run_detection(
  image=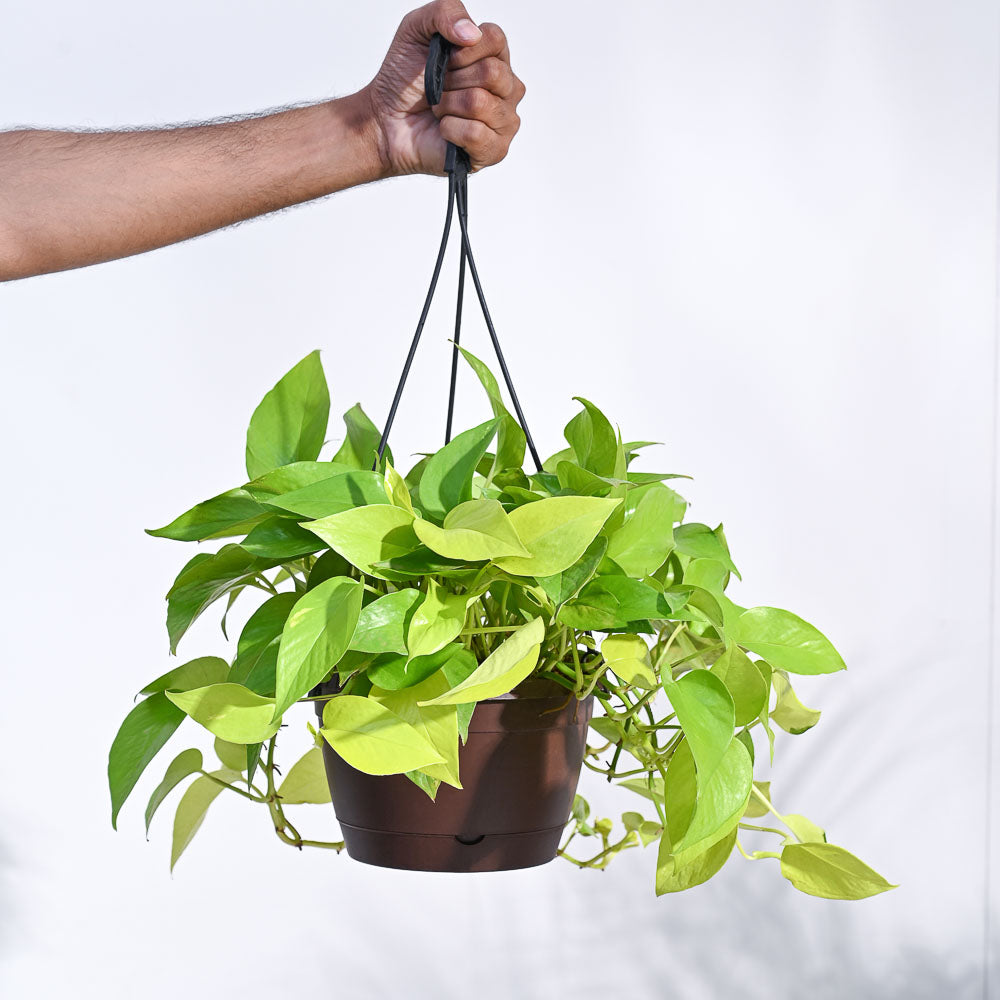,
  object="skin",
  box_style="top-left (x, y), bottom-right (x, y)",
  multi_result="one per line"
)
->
top-left (0, 0), bottom-right (524, 281)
